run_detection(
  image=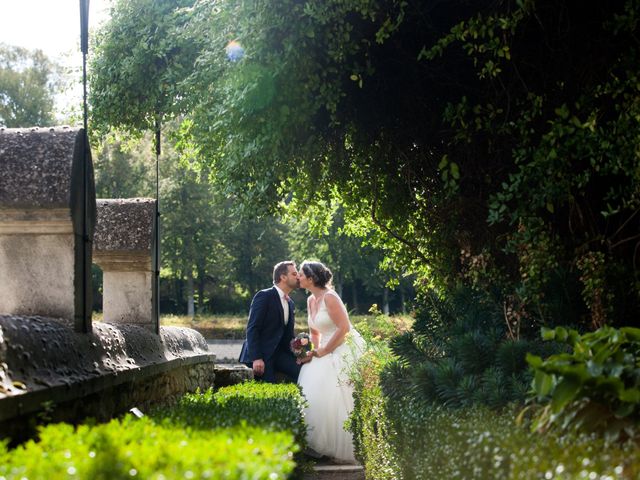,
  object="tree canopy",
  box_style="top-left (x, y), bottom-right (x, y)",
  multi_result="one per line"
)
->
top-left (0, 43), bottom-right (58, 127)
top-left (90, 0), bottom-right (640, 329)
